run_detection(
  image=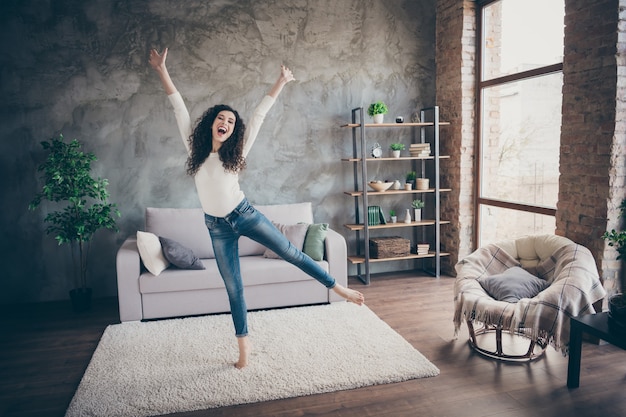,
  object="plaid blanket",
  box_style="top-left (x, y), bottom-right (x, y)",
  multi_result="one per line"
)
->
top-left (453, 242), bottom-right (606, 354)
